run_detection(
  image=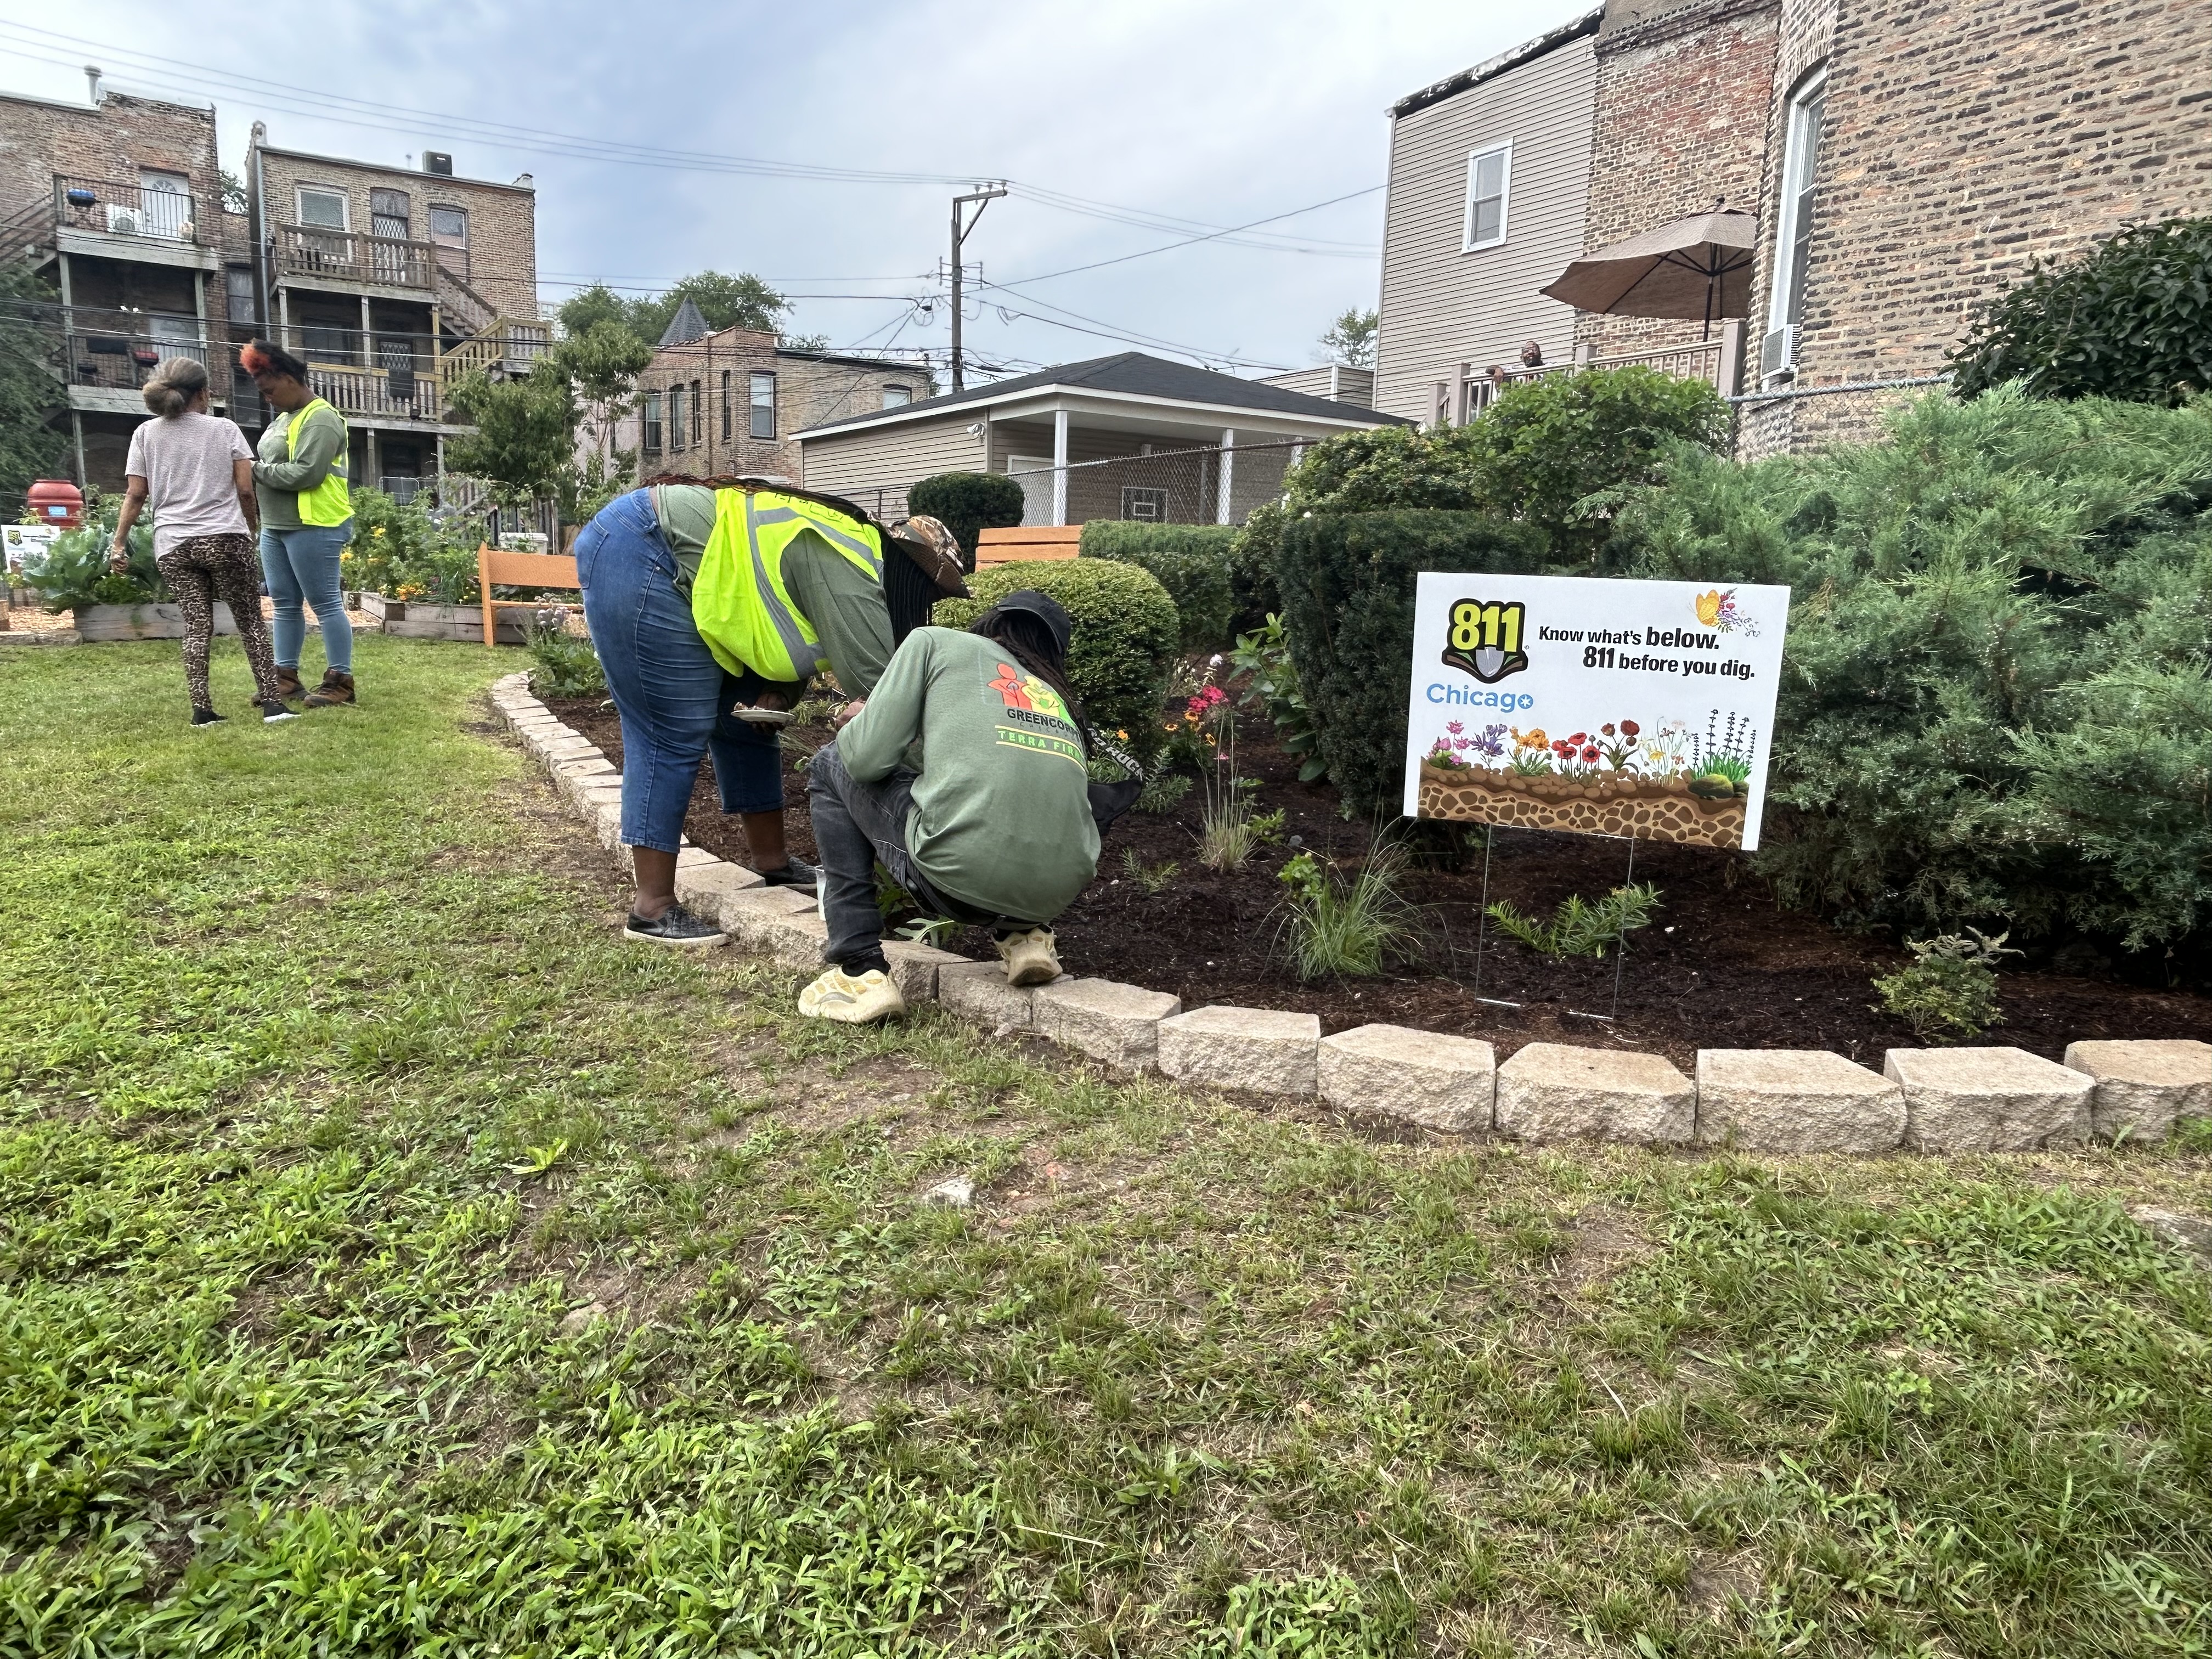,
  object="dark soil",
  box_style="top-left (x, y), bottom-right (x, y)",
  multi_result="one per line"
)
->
top-left (544, 692), bottom-right (2212, 1070)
